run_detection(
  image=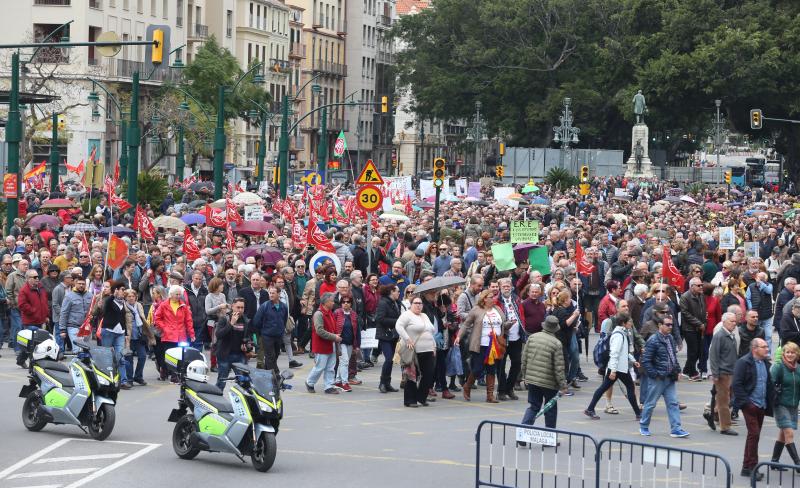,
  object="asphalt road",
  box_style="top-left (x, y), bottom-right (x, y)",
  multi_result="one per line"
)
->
top-left (0, 339), bottom-right (793, 488)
